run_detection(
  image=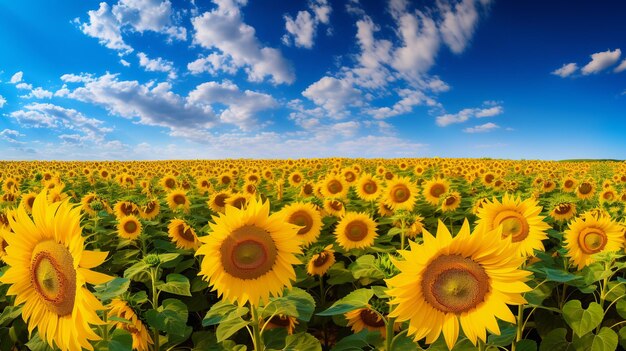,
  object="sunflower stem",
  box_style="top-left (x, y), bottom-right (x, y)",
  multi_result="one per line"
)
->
top-left (150, 267), bottom-right (160, 351)
top-left (385, 316), bottom-right (396, 350)
top-left (251, 305), bottom-right (265, 351)
top-left (400, 218), bottom-right (406, 250)
top-left (512, 305), bottom-right (524, 351)
top-left (319, 277), bottom-right (329, 347)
